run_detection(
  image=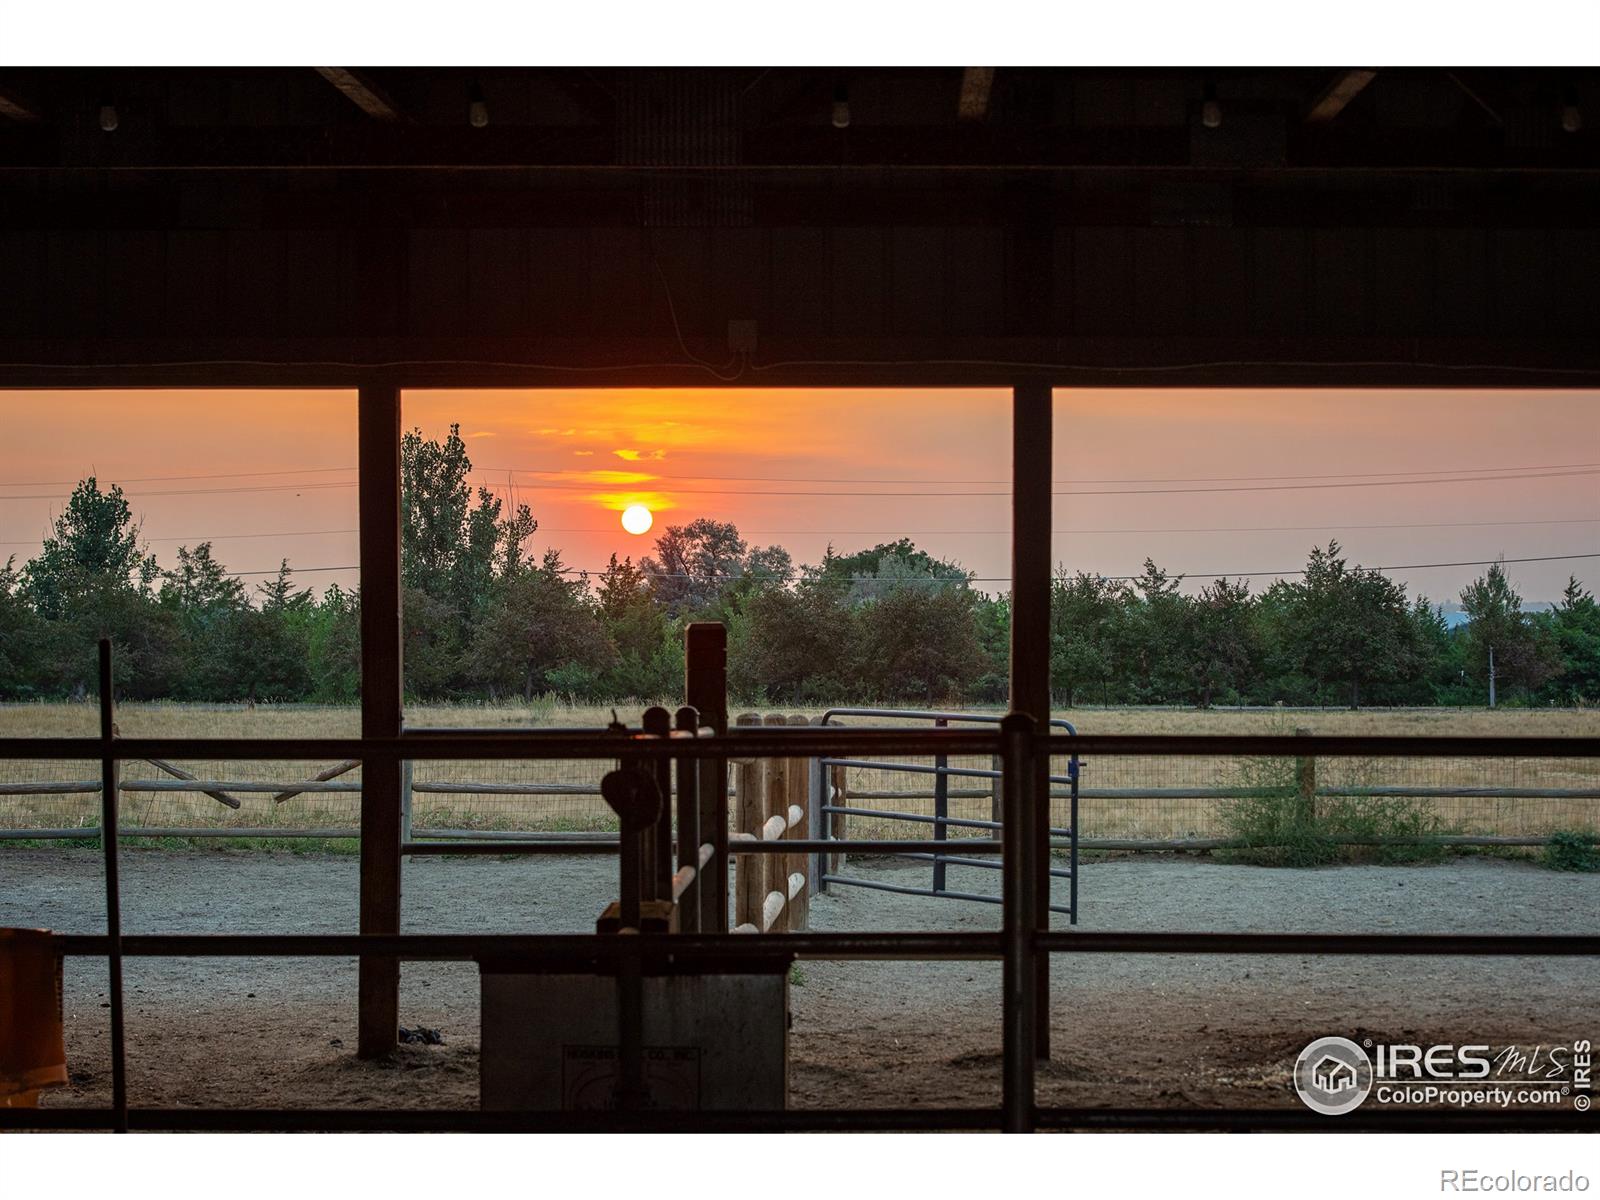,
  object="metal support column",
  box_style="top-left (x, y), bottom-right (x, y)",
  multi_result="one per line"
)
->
top-left (1010, 382), bottom-right (1053, 1061)
top-left (357, 384), bottom-right (404, 1059)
